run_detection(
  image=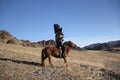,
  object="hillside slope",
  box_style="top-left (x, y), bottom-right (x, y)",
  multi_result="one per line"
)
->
top-left (0, 43), bottom-right (120, 80)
